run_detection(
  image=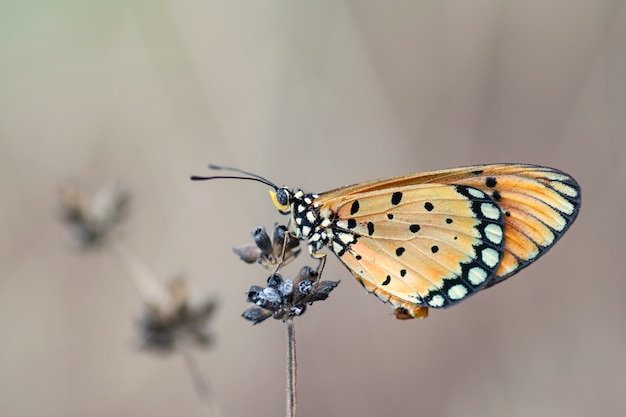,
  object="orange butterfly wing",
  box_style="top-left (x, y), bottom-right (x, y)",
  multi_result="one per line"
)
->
top-left (314, 164), bottom-right (580, 316)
